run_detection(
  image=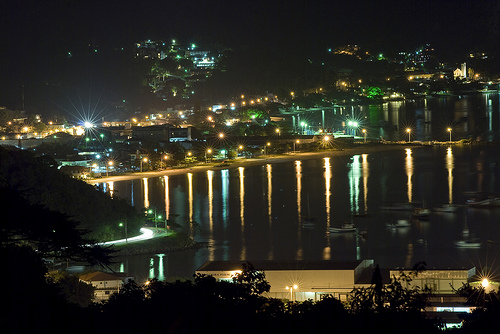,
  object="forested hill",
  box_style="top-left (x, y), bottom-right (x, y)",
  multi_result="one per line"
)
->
top-left (0, 146), bottom-right (142, 240)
